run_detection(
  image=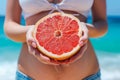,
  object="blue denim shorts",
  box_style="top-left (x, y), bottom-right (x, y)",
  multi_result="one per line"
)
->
top-left (16, 70), bottom-right (33, 80)
top-left (16, 70), bottom-right (101, 80)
